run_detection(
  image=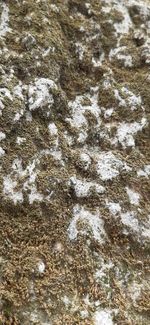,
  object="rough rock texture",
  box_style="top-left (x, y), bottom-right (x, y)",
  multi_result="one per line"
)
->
top-left (0, 0), bottom-right (150, 324)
